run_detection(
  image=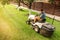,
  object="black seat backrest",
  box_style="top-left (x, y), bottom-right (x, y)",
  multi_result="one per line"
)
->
top-left (42, 19), bottom-right (46, 22)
